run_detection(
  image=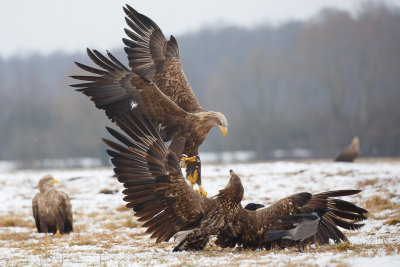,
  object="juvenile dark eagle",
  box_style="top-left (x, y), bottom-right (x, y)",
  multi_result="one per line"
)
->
top-left (32, 175), bottom-right (73, 236)
top-left (71, 5), bottom-right (228, 196)
top-left (335, 136), bottom-right (360, 162)
top-left (103, 110), bottom-right (367, 251)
